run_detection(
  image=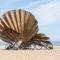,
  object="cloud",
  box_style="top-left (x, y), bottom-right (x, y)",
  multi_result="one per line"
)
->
top-left (24, 0), bottom-right (42, 9)
top-left (0, 0), bottom-right (20, 3)
top-left (24, 0), bottom-right (53, 9)
top-left (0, 0), bottom-right (20, 8)
top-left (0, 0), bottom-right (21, 16)
top-left (26, 0), bottom-right (60, 26)
top-left (48, 34), bottom-right (60, 41)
